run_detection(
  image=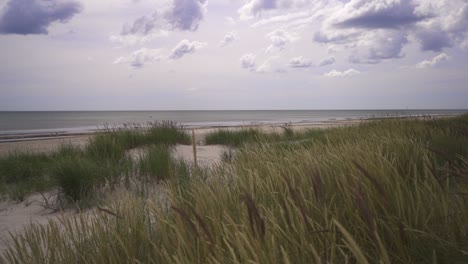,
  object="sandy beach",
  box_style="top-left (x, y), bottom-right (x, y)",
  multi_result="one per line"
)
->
top-left (0, 120), bottom-right (362, 252)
